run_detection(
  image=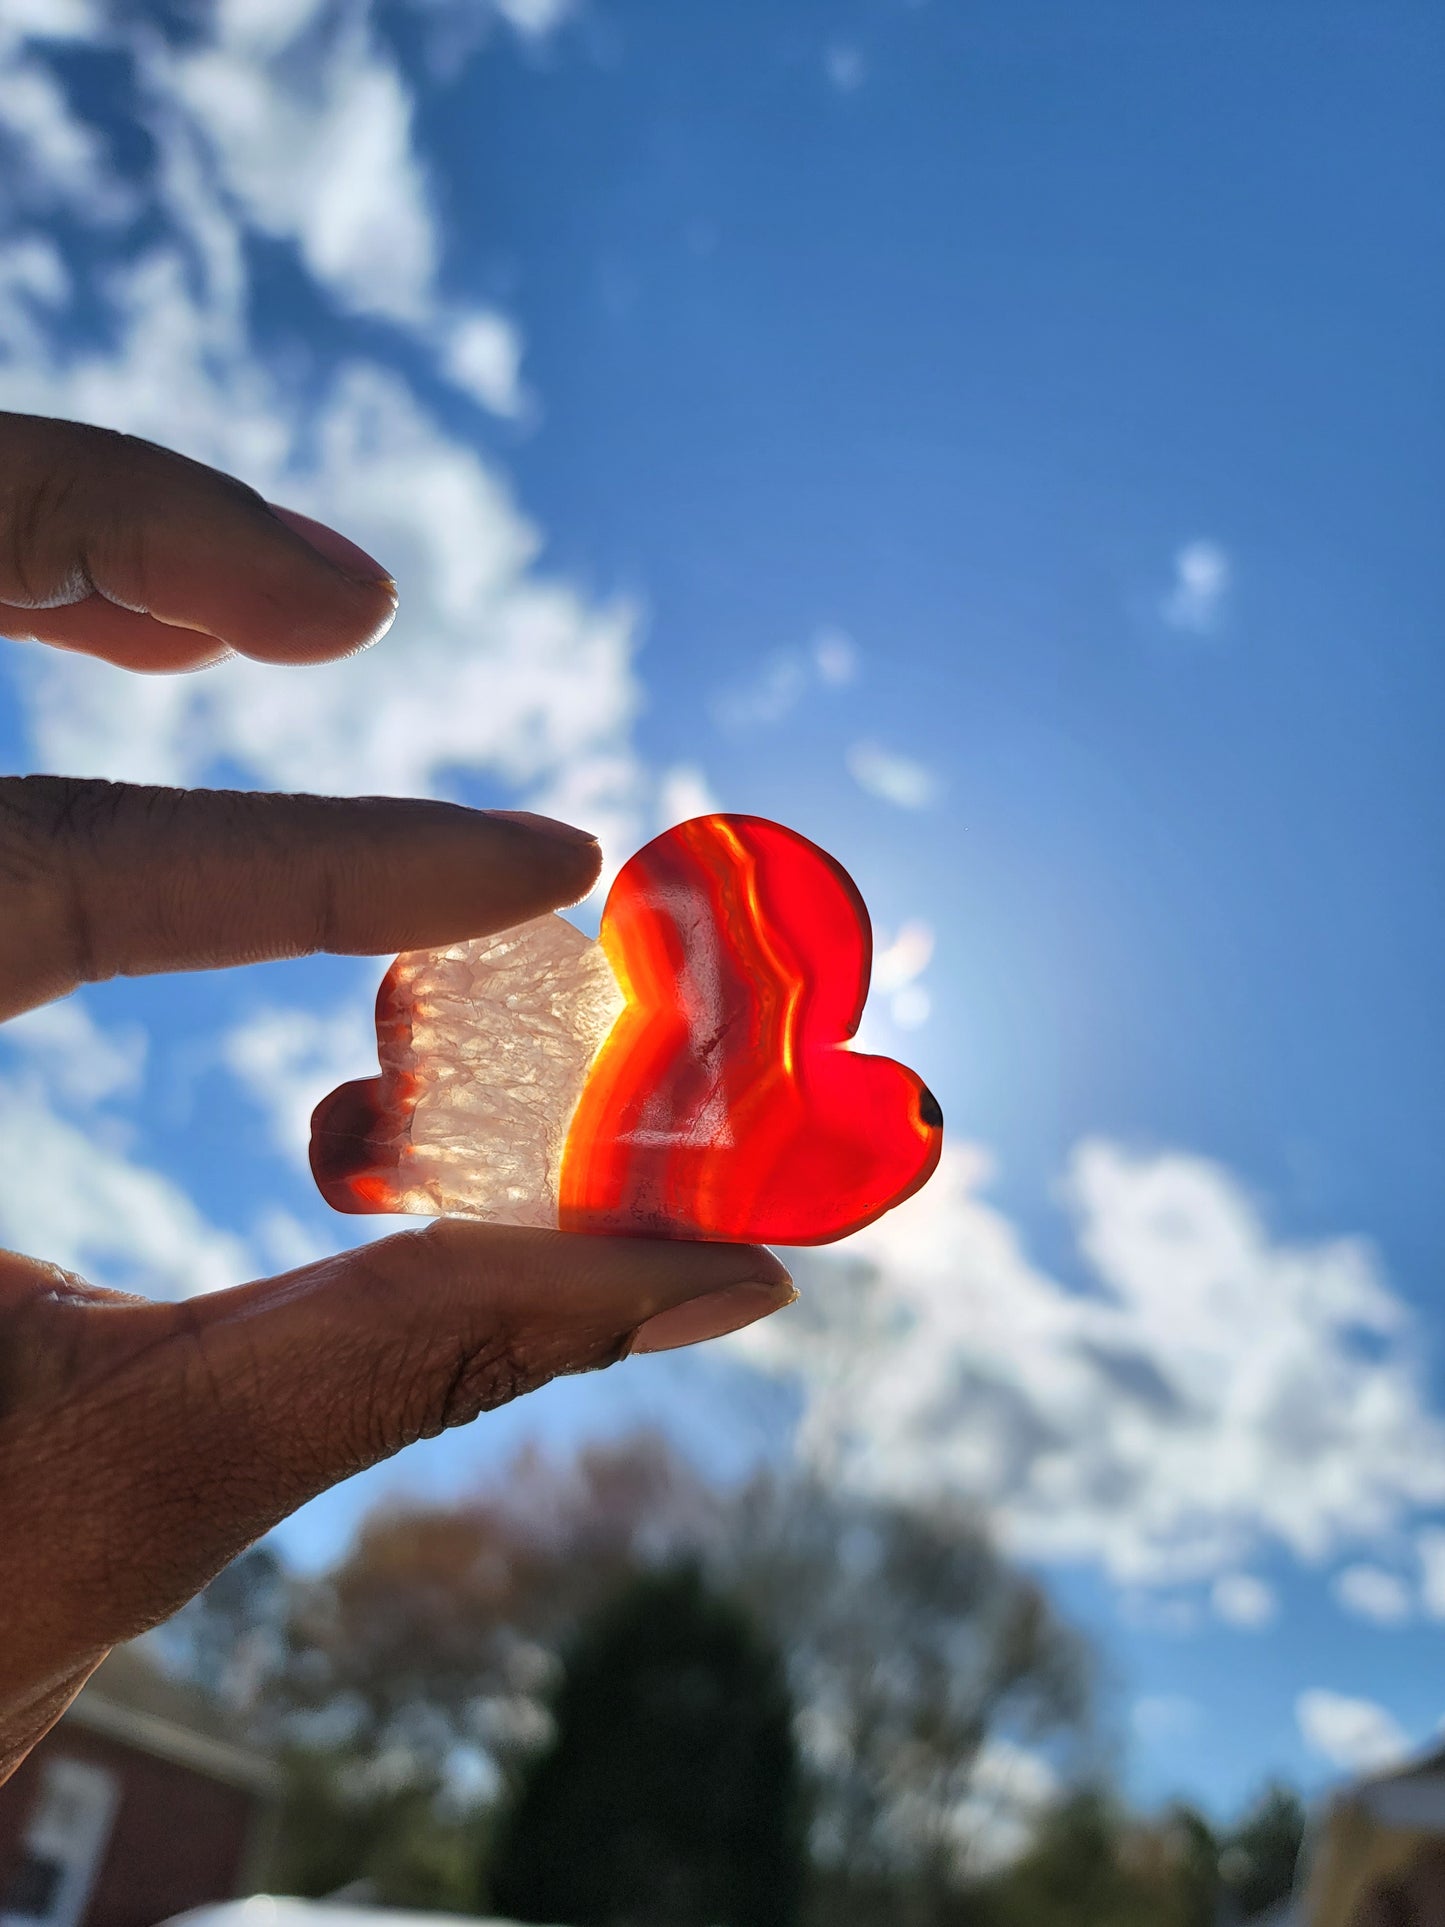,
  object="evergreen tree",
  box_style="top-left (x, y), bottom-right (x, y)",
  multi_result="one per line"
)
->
top-left (488, 1563), bottom-right (805, 1927)
top-left (1219, 1783), bottom-right (1306, 1918)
